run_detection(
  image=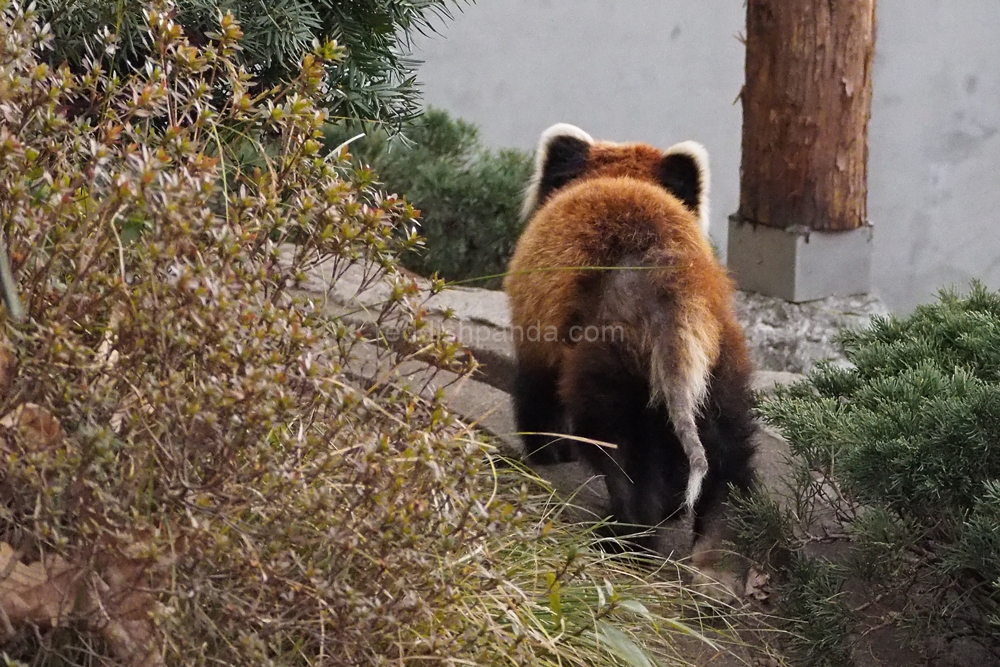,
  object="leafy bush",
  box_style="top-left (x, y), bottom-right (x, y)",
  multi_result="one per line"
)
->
top-left (34, 0), bottom-right (469, 126)
top-left (777, 557), bottom-right (853, 667)
top-left (739, 283), bottom-right (1000, 663)
top-left (0, 4), bottom-right (762, 665)
top-left (325, 109), bottom-right (532, 288)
